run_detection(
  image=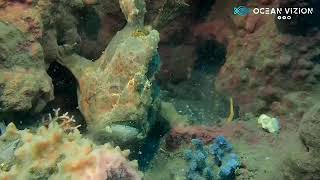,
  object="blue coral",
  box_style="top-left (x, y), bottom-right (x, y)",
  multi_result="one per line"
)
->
top-left (209, 136), bottom-right (233, 165)
top-left (184, 136), bottom-right (240, 180)
top-left (219, 153), bottom-right (241, 180)
top-left (184, 139), bottom-right (213, 180)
